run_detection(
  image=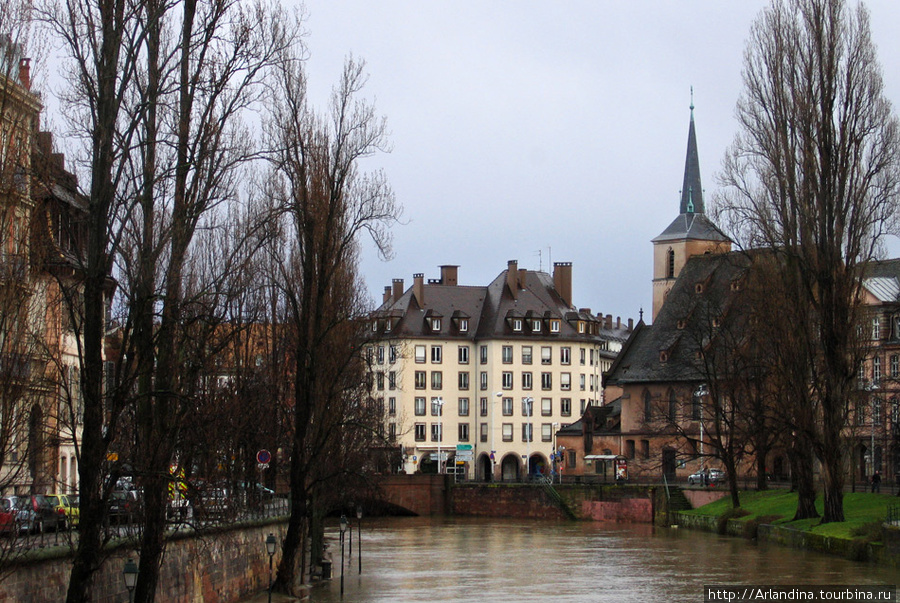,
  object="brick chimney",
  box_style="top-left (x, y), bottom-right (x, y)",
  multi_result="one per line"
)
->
top-left (383, 286), bottom-right (392, 304)
top-left (413, 273), bottom-right (425, 306)
top-left (553, 262), bottom-right (572, 307)
top-left (440, 265), bottom-right (458, 286)
top-left (19, 58), bottom-right (30, 90)
top-left (506, 260), bottom-right (518, 300)
top-left (392, 278), bottom-right (404, 301)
